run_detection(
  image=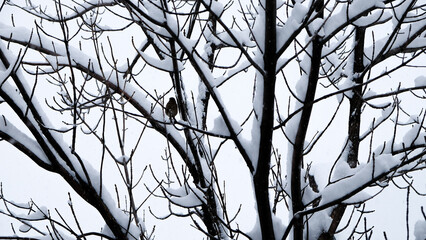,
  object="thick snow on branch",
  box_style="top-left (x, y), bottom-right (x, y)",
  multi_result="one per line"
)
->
top-left (0, 53), bottom-right (17, 85)
top-left (214, 60), bottom-right (251, 87)
top-left (136, 49), bottom-right (184, 72)
top-left (7, 0), bottom-right (117, 21)
top-left (319, 153), bottom-right (399, 205)
top-left (322, 0), bottom-right (387, 39)
top-left (0, 116), bottom-right (49, 166)
top-left (276, 1), bottom-right (309, 53)
top-left (364, 20), bottom-right (426, 63)
top-left (165, 185), bottom-right (205, 208)
top-left (360, 104), bottom-right (394, 140)
top-left (318, 141), bottom-right (425, 208)
top-left (210, 28), bottom-right (255, 48)
top-left (202, 0), bottom-right (225, 16)
top-left (0, 23), bottom-right (66, 57)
